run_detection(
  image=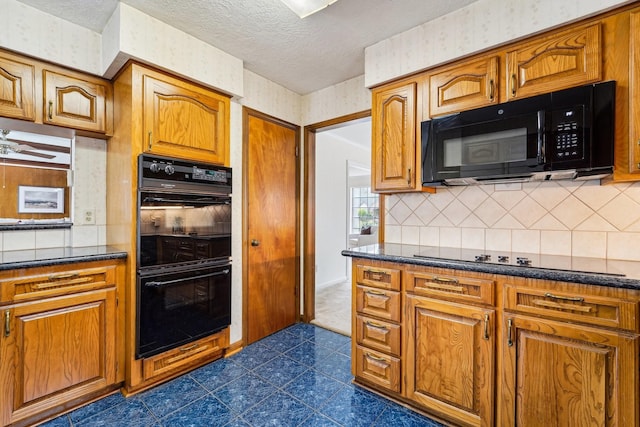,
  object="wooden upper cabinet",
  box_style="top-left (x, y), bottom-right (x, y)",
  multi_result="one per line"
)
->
top-left (43, 70), bottom-right (110, 133)
top-left (429, 56), bottom-right (499, 117)
top-left (629, 10), bottom-right (640, 174)
top-left (506, 23), bottom-right (601, 99)
top-left (142, 72), bottom-right (230, 165)
top-left (372, 81), bottom-right (418, 192)
top-left (0, 53), bottom-right (35, 121)
top-left (499, 313), bottom-right (638, 427)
